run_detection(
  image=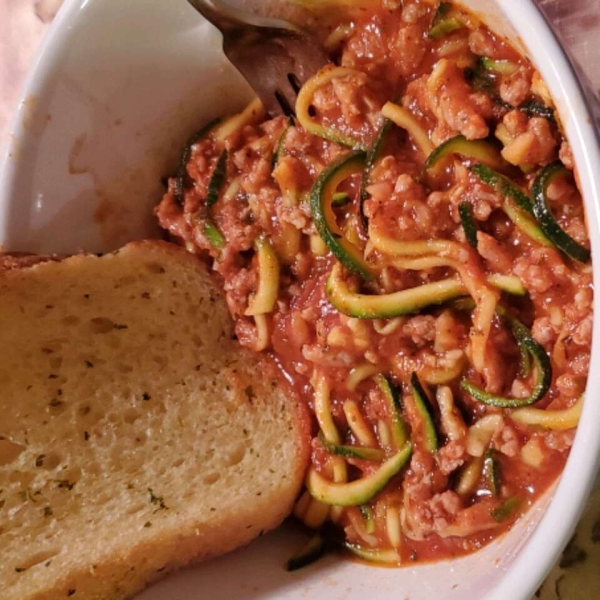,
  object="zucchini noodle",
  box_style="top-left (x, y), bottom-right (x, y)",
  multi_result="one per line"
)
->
top-left (274, 224), bottom-right (301, 265)
top-left (328, 263), bottom-right (468, 319)
top-left (387, 259), bottom-right (527, 297)
top-left (503, 199), bottom-right (553, 247)
top-left (381, 102), bottom-right (434, 158)
top-left (420, 352), bottom-right (467, 384)
top-left (360, 504), bottom-right (376, 534)
top-left (309, 234), bottom-right (329, 256)
top-left (296, 66), bottom-right (368, 150)
top-left (272, 117), bottom-right (294, 168)
top-left (253, 314), bottom-right (270, 352)
top-left (427, 58), bottom-right (450, 101)
top-left (314, 372), bottom-right (342, 444)
top-left (273, 176), bottom-right (302, 264)
top-left (470, 290), bottom-right (498, 374)
top-left (310, 150), bottom-right (375, 280)
top-left (401, 493), bottom-right (426, 541)
top-left (347, 508), bottom-right (378, 547)
top-left (175, 118), bottom-right (221, 206)
top-left (343, 400), bottom-right (378, 447)
top-left (201, 221), bottom-right (225, 250)
top-left (511, 396), bottom-right (583, 430)
top-left (461, 310), bottom-right (552, 408)
top-left (373, 317), bottom-right (403, 335)
top-left (245, 239), bottom-right (280, 316)
top-left (386, 505), bottom-right (402, 549)
top-left (438, 518), bottom-right (501, 539)
top-left (377, 265), bottom-right (398, 292)
top-left (312, 371), bottom-right (347, 521)
top-left (385, 257), bottom-right (520, 301)
top-left (345, 543), bottom-right (400, 564)
top-left (377, 419), bottom-right (391, 446)
top-left (487, 274), bottom-right (527, 296)
top-left (454, 9), bottom-right (480, 29)
top-left (324, 22), bottom-right (354, 52)
top-left (346, 363), bottom-right (381, 391)
top-left (369, 228), bottom-right (464, 257)
top-left (387, 255), bottom-right (462, 271)
top-left (303, 495), bottom-right (331, 529)
top-left (374, 374), bottom-right (410, 449)
top-left (330, 508), bottom-right (345, 525)
top-left (456, 456), bottom-right (484, 496)
top-left (293, 488), bottom-right (311, 519)
top-left (320, 168), bottom-right (354, 239)
top-left (214, 97), bottom-right (265, 143)
top-left (222, 177), bottom-right (241, 203)
top-left (552, 325), bottom-right (569, 369)
top-left (437, 386), bottom-right (466, 441)
top-left (306, 443), bottom-right (413, 506)
top-left (466, 414), bottom-right (503, 457)
top-left (319, 433), bottom-right (385, 462)
top-left (438, 37), bottom-right (470, 58)
top-left (370, 226), bottom-right (499, 375)
top-left (343, 214), bottom-right (363, 248)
